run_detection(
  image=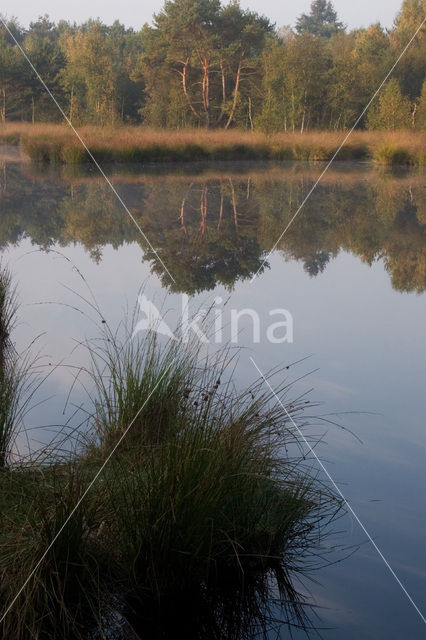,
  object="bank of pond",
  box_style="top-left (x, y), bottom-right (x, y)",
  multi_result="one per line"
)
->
top-left (1, 124), bottom-right (425, 167)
